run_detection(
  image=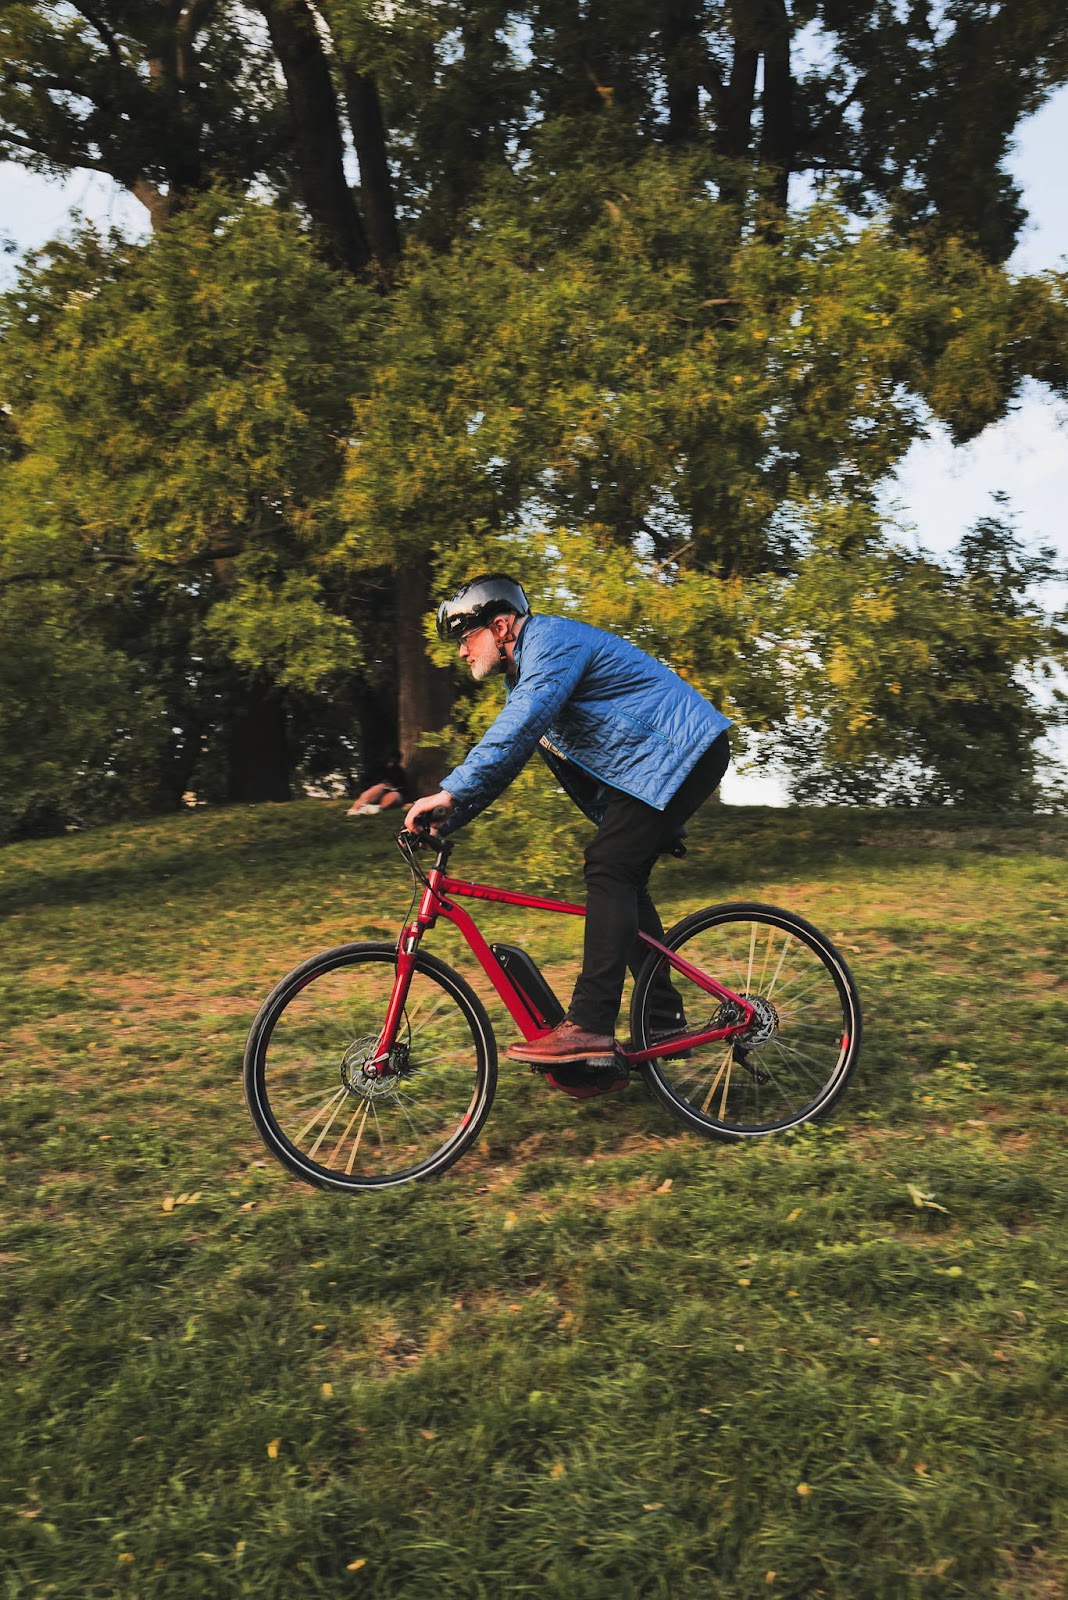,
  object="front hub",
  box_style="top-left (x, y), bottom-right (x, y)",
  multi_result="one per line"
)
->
top-left (340, 1036), bottom-right (412, 1099)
